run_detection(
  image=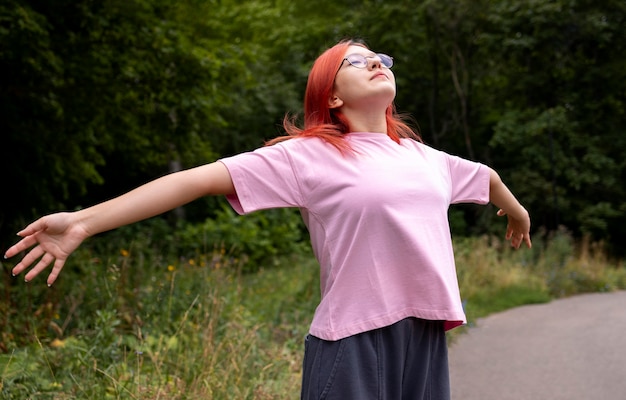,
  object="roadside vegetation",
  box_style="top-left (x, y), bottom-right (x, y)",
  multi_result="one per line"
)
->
top-left (2, 211), bottom-right (624, 399)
